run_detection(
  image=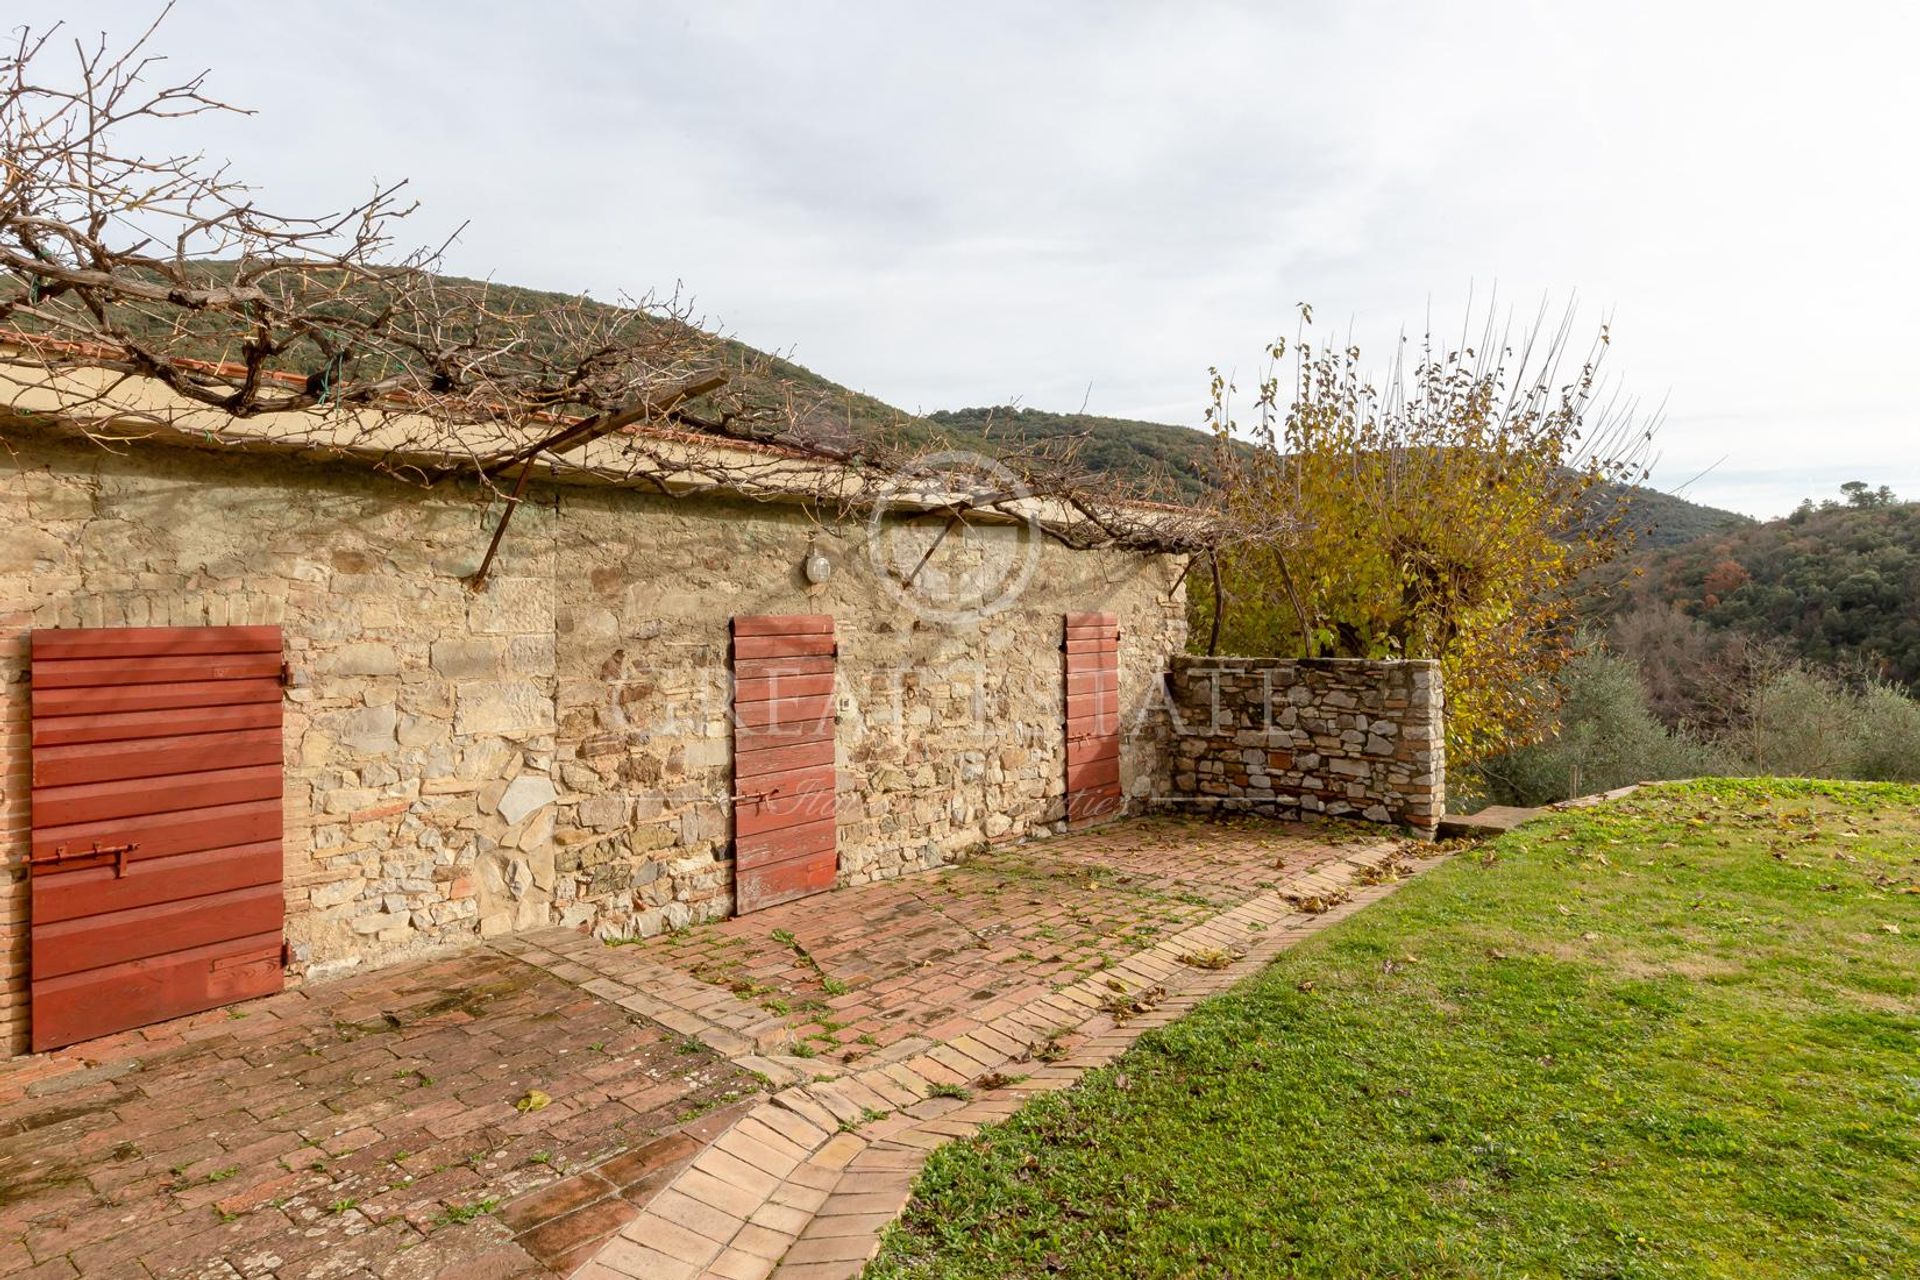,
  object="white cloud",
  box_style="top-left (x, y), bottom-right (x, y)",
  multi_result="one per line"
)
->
top-left (15, 0), bottom-right (1917, 516)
